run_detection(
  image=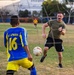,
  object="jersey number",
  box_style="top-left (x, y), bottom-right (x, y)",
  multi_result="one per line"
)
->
top-left (9, 38), bottom-right (17, 50)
